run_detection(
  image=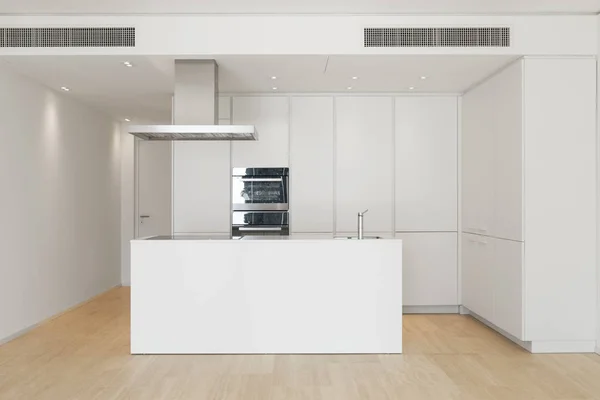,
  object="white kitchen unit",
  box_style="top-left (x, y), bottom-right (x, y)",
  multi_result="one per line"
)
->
top-left (461, 57), bottom-right (597, 353)
top-left (290, 97), bottom-right (334, 233)
top-left (335, 97), bottom-right (394, 235)
top-left (232, 96), bottom-right (289, 167)
top-left (462, 61), bottom-right (522, 241)
top-left (394, 96), bottom-right (458, 232)
top-left (131, 236), bottom-right (403, 354)
top-left (462, 233), bottom-right (522, 339)
top-left (155, 96), bottom-right (232, 235)
top-left (173, 141), bottom-right (231, 234)
top-left (397, 233), bottom-right (458, 310)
